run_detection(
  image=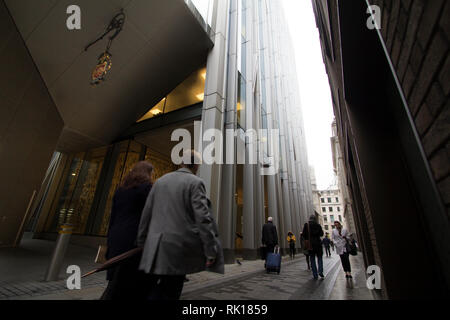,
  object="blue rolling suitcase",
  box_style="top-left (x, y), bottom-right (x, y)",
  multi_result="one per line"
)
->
top-left (266, 246), bottom-right (281, 274)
